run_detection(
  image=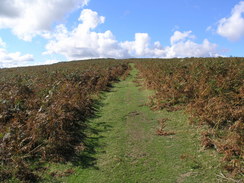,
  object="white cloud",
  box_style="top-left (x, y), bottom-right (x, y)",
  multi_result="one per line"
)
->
top-left (0, 49), bottom-right (34, 68)
top-left (0, 0), bottom-right (19, 18)
top-left (79, 9), bottom-right (105, 30)
top-left (44, 9), bottom-right (128, 60)
top-left (0, 38), bottom-right (34, 68)
top-left (0, 0), bottom-right (89, 41)
top-left (44, 9), bottom-right (219, 60)
top-left (217, 1), bottom-right (244, 41)
top-left (164, 39), bottom-right (218, 58)
top-left (121, 33), bottom-right (217, 58)
top-left (121, 33), bottom-right (152, 57)
top-left (0, 38), bottom-right (6, 47)
top-left (43, 59), bottom-right (60, 65)
top-left (170, 30), bottom-right (195, 44)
